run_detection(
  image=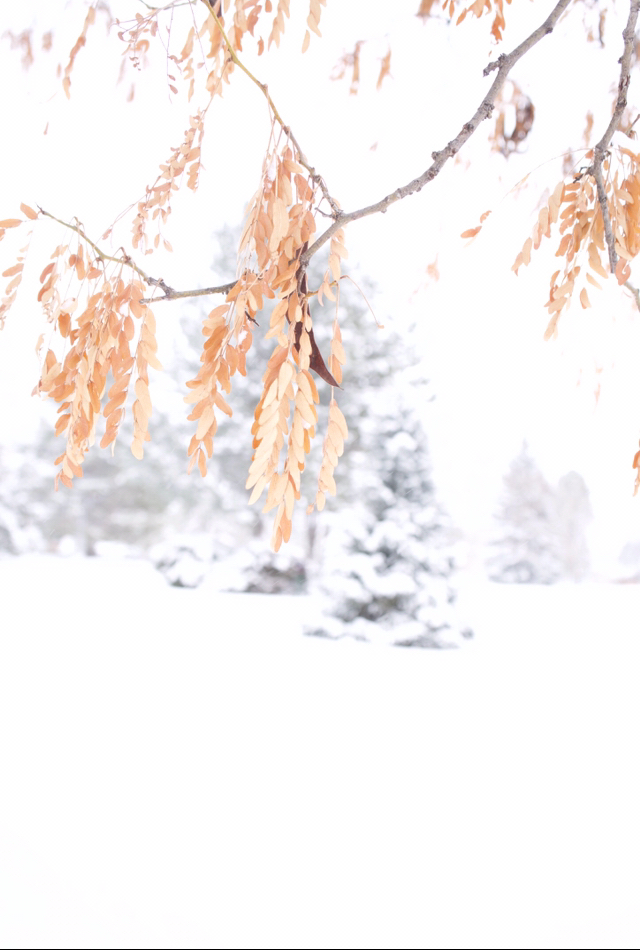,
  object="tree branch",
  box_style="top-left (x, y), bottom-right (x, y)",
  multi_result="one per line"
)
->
top-left (300, 0), bottom-right (573, 267)
top-left (36, 1), bottom-right (579, 306)
top-left (625, 280), bottom-right (640, 311)
top-left (38, 207), bottom-right (152, 282)
top-left (592, 0), bottom-right (640, 274)
top-left (38, 208), bottom-right (236, 303)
